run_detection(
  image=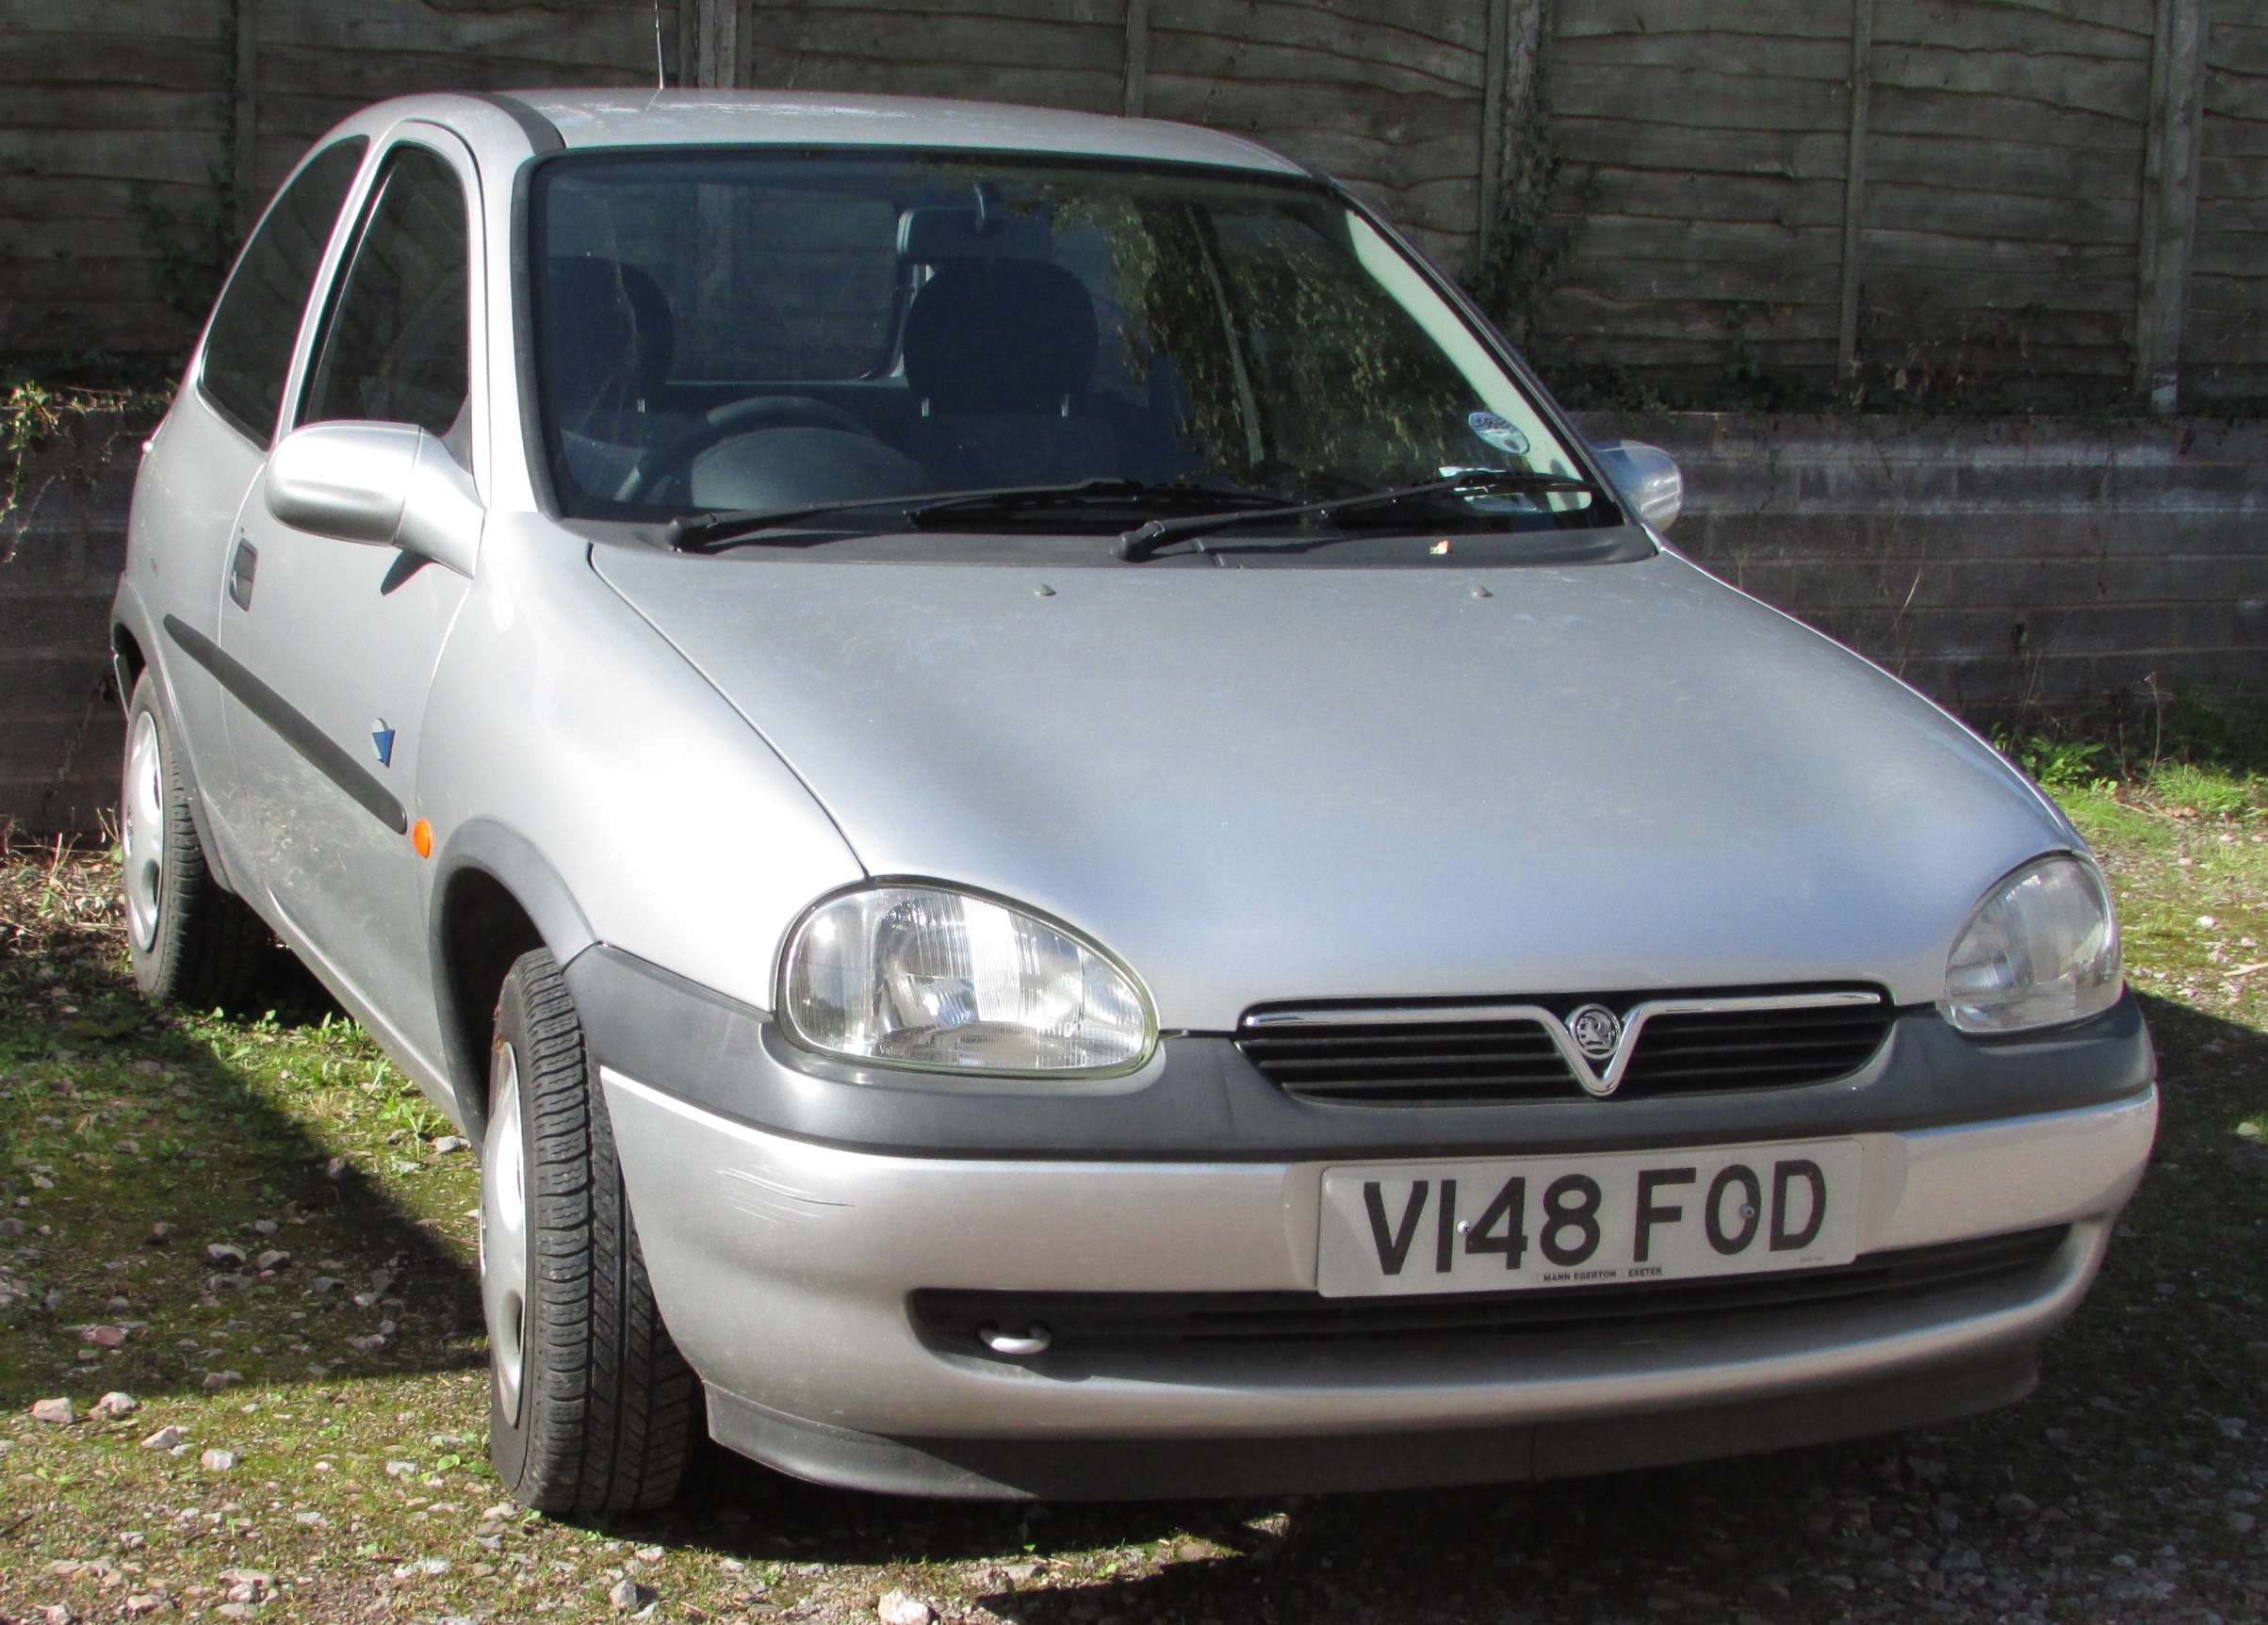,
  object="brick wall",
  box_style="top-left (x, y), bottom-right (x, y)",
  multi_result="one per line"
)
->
top-left (4, 409), bottom-right (2263, 837)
